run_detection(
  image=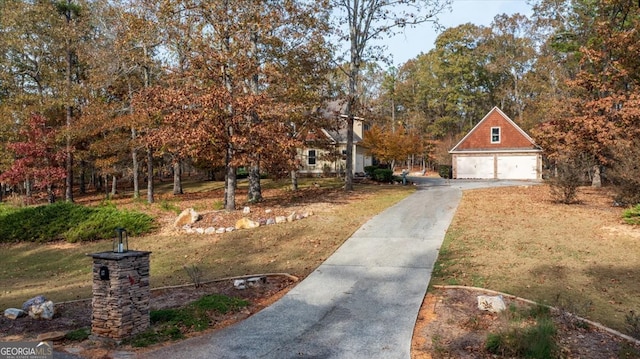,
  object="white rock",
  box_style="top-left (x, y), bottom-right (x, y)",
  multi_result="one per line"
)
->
top-left (4, 308), bottom-right (26, 320)
top-left (265, 209), bottom-right (272, 214)
top-left (477, 295), bottom-right (506, 313)
top-left (215, 227), bottom-right (226, 234)
top-left (234, 279), bottom-right (246, 290)
top-left (266, 218), bottom-right (275, 225)
top-left (22, 295), bottom-right (47, 311)
top-left (196, 228), bottom-right (205, 234)
top-left (236, 218), bottom-right (259, 230)
top-left (28, 300), bottom-right (55, 320)
top-left (243, 206), bottom-right (251, 214)
top-left (204, 227), bottom-right (216, 234)
top-left (174, 208), bottom-right (201, 228)
top-left (247, 276), bottom-right (266, 287)
top-left (225, 227), bottom-right (235, 232)
top-left (275, 216), bottom-right (287, 224)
